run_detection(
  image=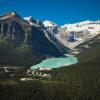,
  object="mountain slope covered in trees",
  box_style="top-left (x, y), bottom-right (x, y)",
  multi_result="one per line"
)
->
top-left (0, 45), bottom-right (100, 100)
